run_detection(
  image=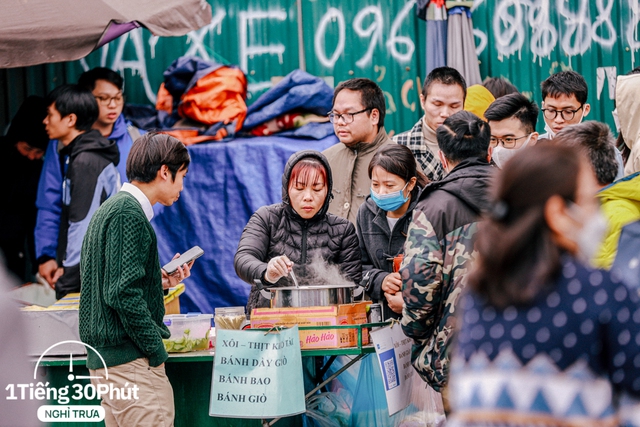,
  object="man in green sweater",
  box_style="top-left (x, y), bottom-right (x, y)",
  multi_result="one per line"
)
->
top-left (79, 132), bottom-right (192, 427)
